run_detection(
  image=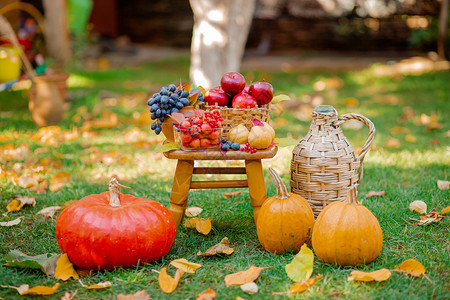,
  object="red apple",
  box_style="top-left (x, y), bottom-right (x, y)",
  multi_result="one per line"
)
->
top-left (221, 72), bottom-right (245, 95)
top-left (249, 82), bottom-right (274, 106)
top-left (200, 123), bottom-right (212, 135)
top-left (204, 87), bottom-right (228, 106)
top-left (232, 93), bottom-right (257, 109)
top-left (208, 129), bottom-right (220, 140)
